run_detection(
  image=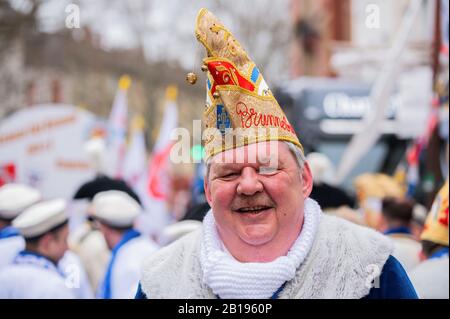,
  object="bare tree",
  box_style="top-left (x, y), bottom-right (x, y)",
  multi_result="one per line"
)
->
top-left (0, 0), bottom-right (48, 118)
top-left (0, 0), bottom-right (44, 52)
top-left (64, 0), bottom-right (291, 82)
